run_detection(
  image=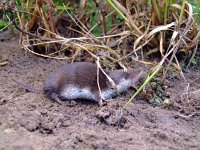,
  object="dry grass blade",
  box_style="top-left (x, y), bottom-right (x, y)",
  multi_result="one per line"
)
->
top-left (117, 22), bottom-right (176, 63)
top-left (151, 0), bottom-right (163, 24)
top-left (108, 0), bottom-right (143, 36)
top-left (162, 2), bottom-right (195, 80)
top-left (147, 22), bottom-right (176, 38)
